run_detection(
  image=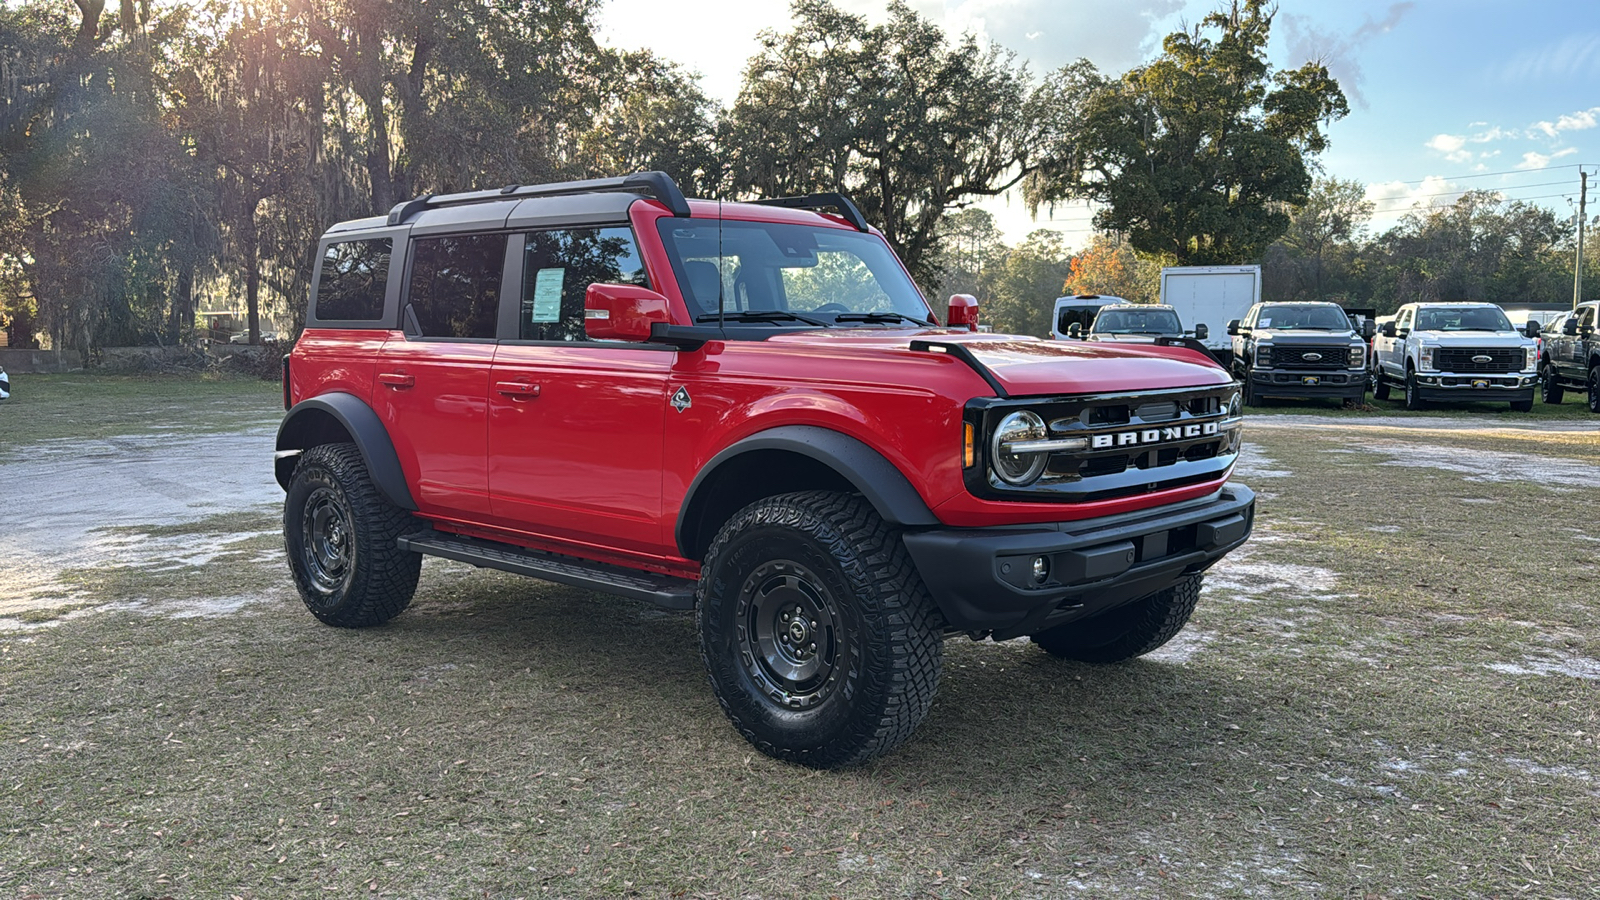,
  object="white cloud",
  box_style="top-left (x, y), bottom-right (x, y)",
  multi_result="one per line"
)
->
top-left (907, 0), bottom-right (1187, 74)
top-left (1365, 176), bottom-right (1466, 218)
top-left (1515, 148), bottom-right (1579, 171)
top-left (1532, 106), bottom-right (1600, 138)
top-left (1426, 134), bottom-right (1465, 153)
